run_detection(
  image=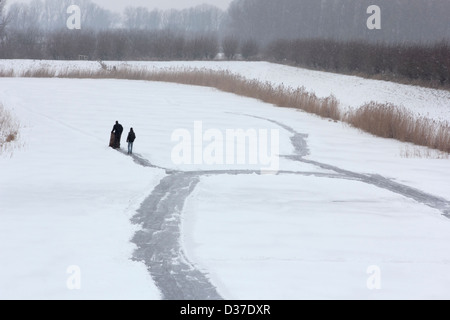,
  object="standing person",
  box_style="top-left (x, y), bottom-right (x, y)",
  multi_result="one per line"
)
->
top-left (111, 121), bottom-right (124, 149)
top-left (126, 128), bottom-right (136, 155)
